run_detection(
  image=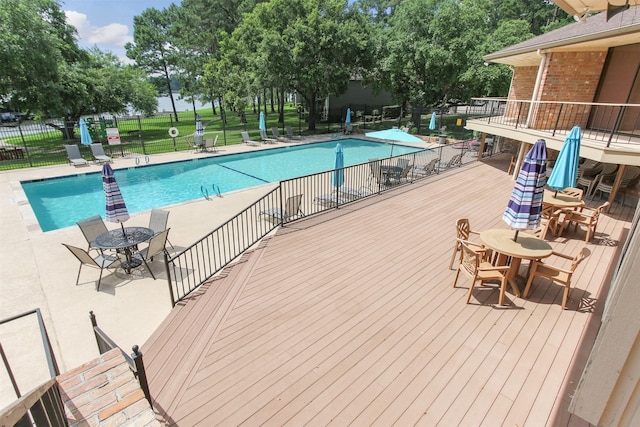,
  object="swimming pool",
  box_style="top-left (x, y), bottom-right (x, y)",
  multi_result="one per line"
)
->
top-left (22, 138), bottom-right (423, 232)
